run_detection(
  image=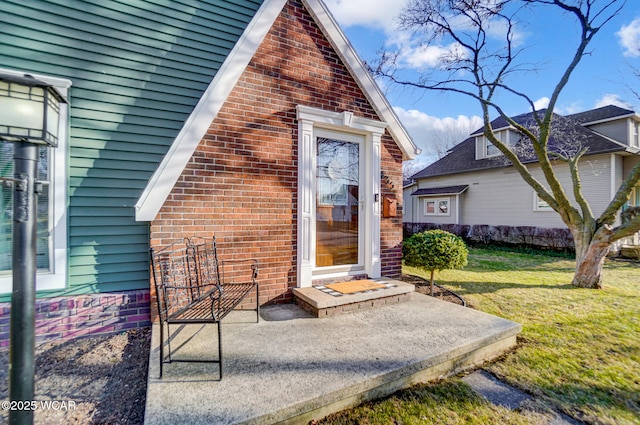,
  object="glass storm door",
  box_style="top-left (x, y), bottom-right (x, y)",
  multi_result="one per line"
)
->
top-left (315, 133), bottom-right (363, 268)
